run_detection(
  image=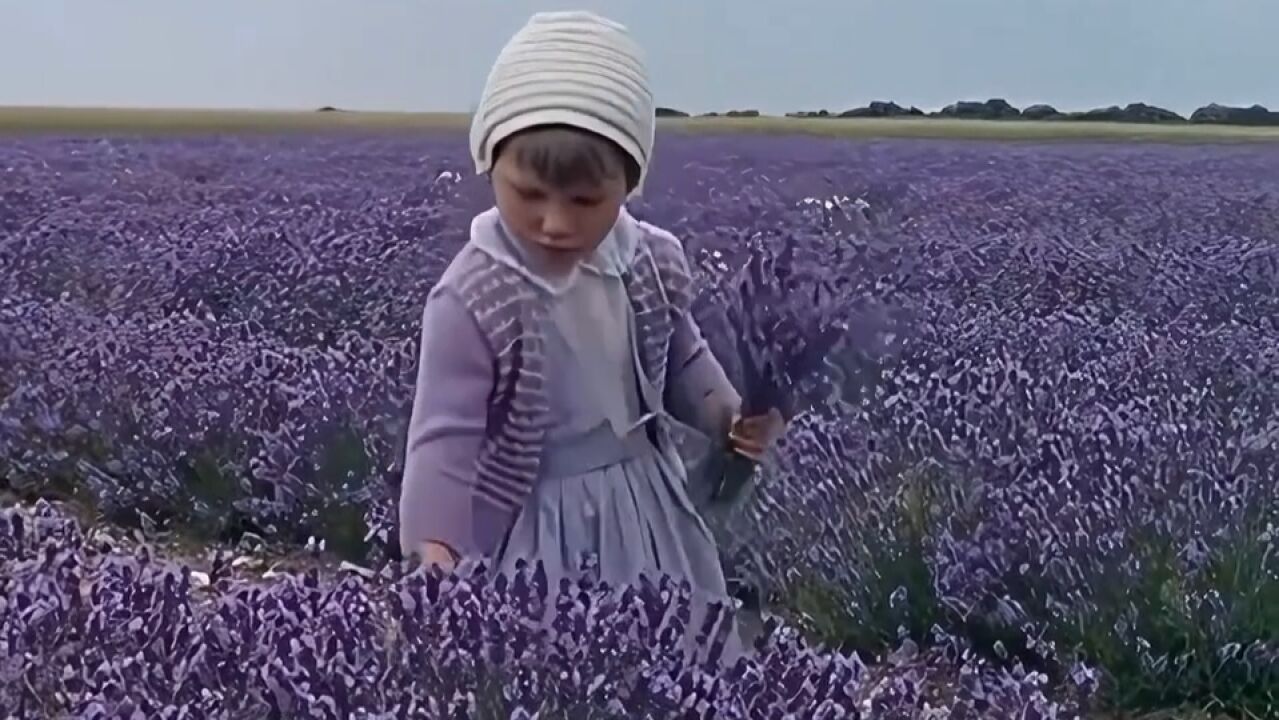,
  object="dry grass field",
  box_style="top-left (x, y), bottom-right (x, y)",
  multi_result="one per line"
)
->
top-left (5, 105), bottom-right (1279, 143)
